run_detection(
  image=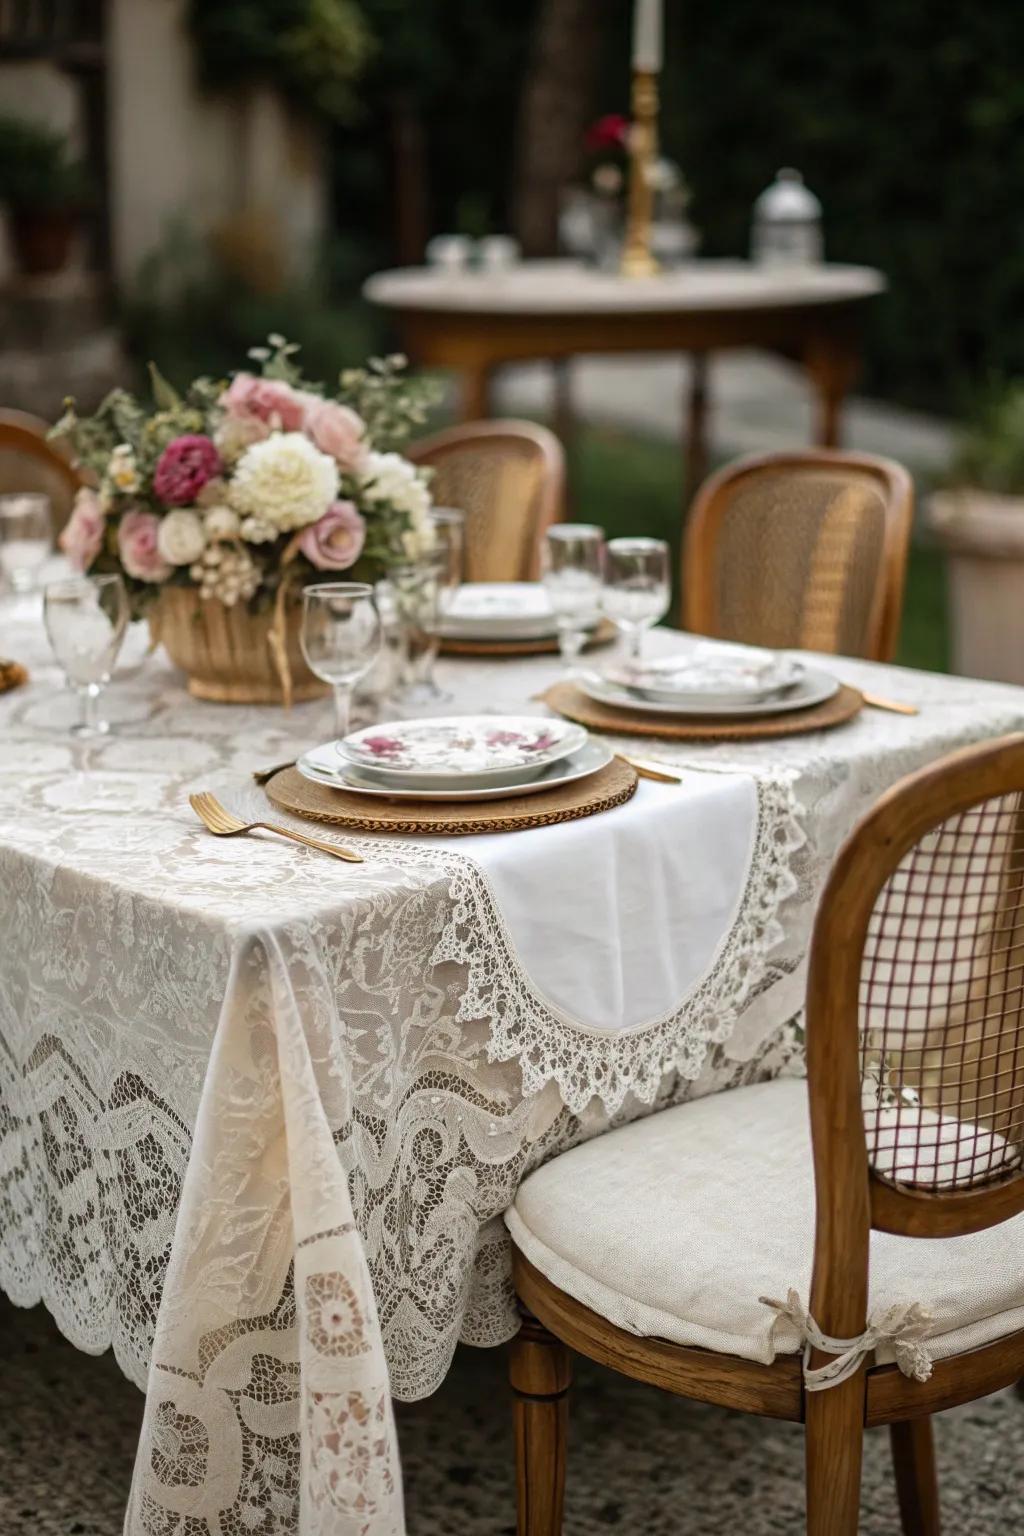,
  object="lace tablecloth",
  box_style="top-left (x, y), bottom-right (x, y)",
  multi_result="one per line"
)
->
top-left (2, 595), bottom-right (1024, 1535)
